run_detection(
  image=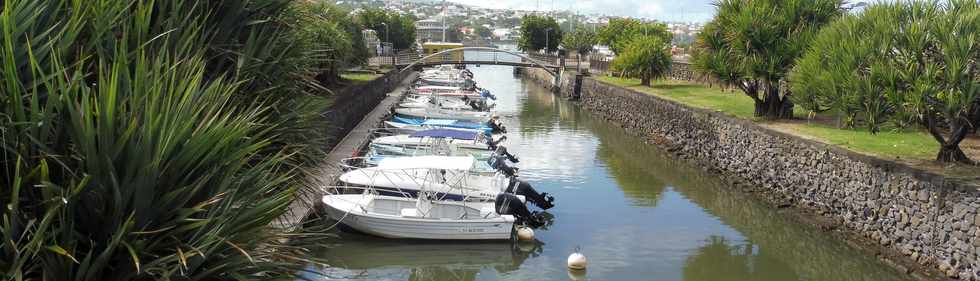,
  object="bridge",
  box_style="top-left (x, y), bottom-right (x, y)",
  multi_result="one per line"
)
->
top-left (383, 47), bottom-right (564, 79)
